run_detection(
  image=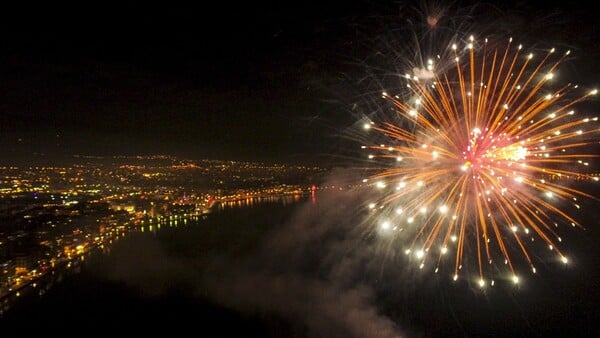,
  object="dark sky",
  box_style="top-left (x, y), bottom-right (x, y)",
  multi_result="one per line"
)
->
top-left (0, 1), bottom-right (597, 163)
